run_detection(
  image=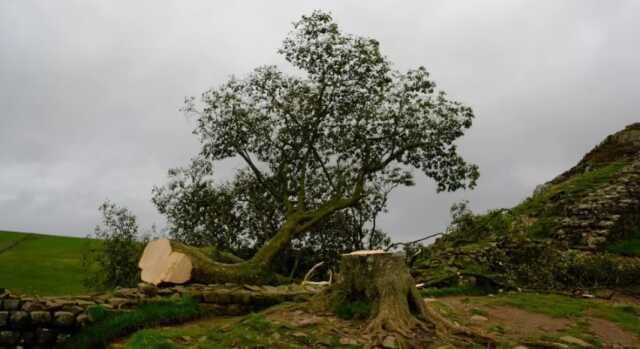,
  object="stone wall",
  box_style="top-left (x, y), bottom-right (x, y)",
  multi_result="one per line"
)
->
top-left (554, 159), bottom-right (640, 249)
top-left (0, 283), bottom-right (319, 349)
